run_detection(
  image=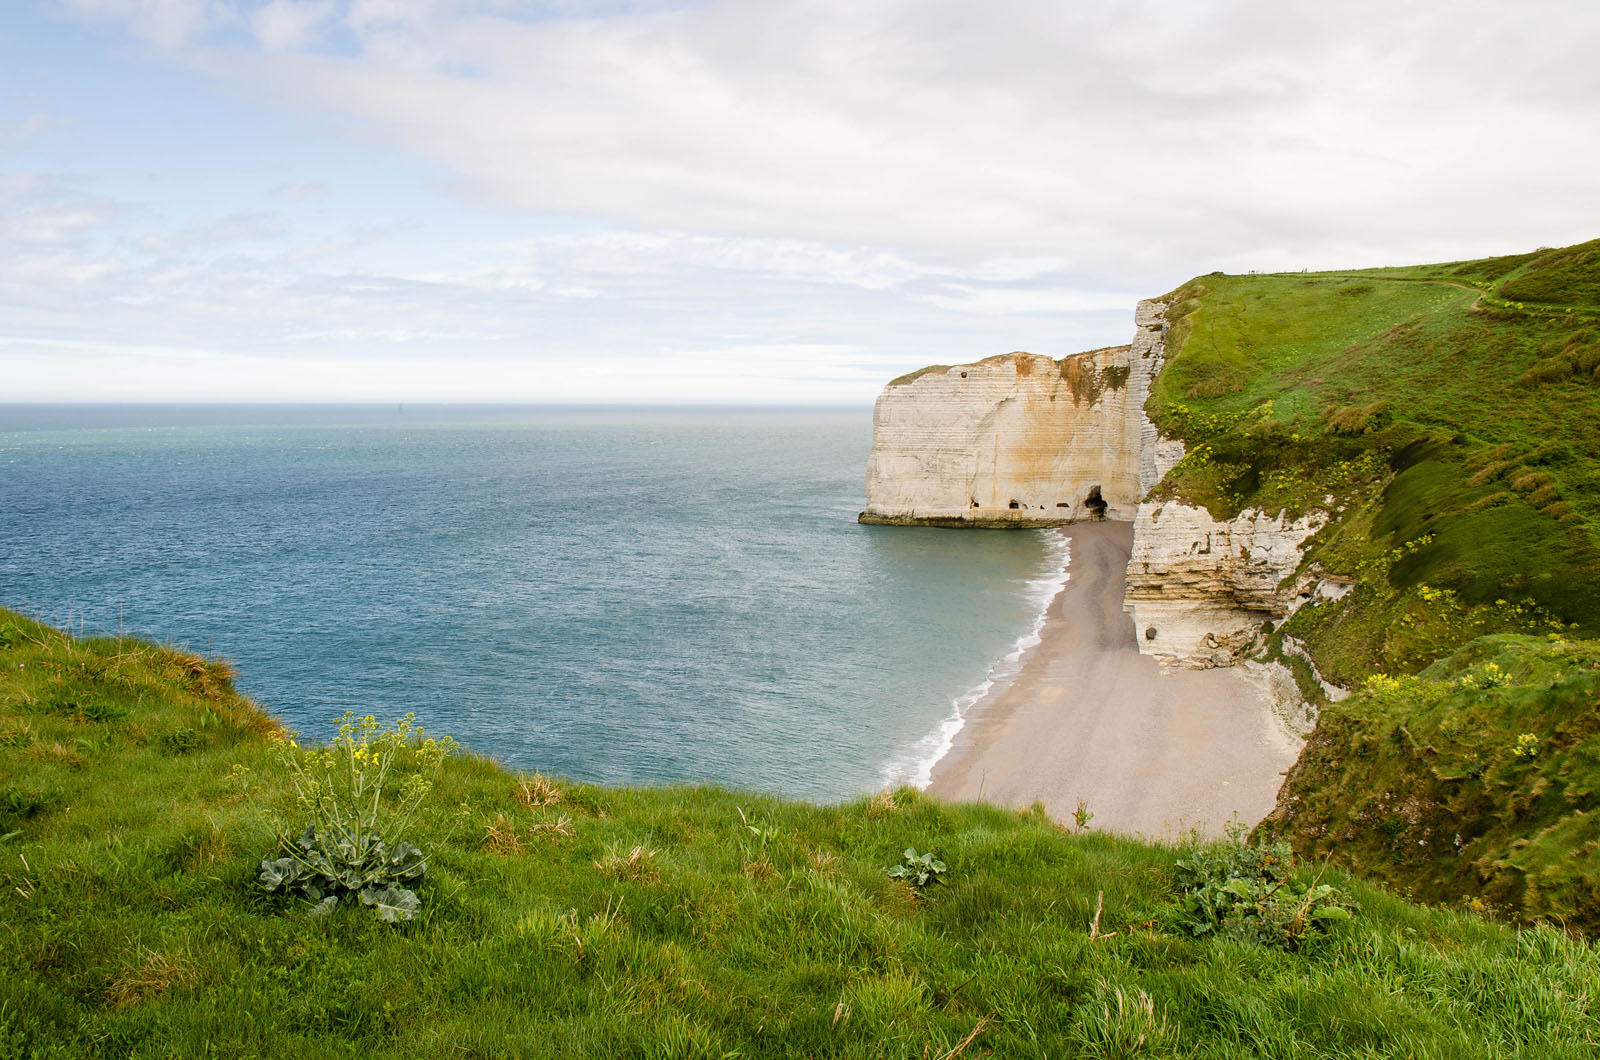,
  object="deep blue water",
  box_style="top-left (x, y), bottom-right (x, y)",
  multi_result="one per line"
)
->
top-left (0, 406), bottom-right (1066, 801)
